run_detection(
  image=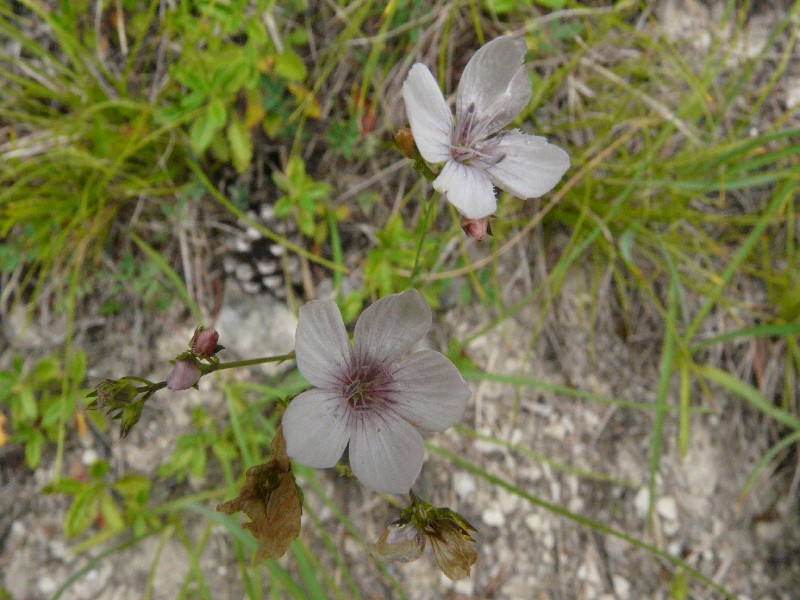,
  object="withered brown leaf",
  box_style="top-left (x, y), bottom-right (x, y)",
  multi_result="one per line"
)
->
top-left (217, 427), bottom-right (302, 561)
